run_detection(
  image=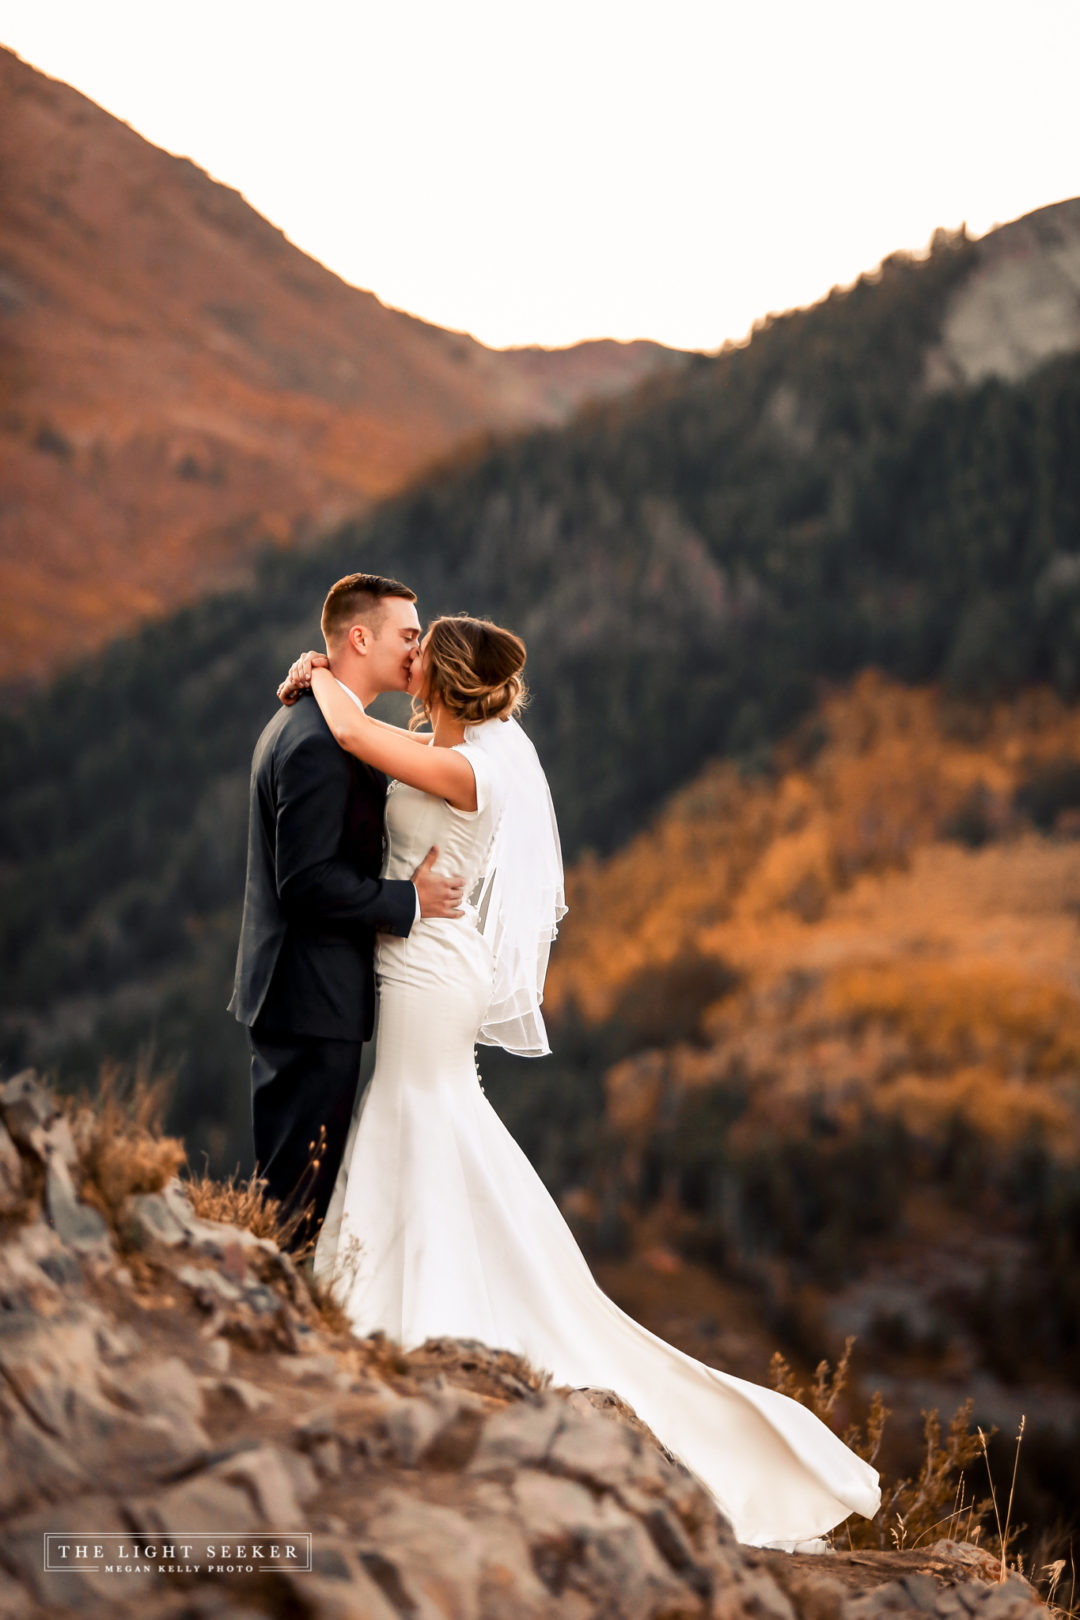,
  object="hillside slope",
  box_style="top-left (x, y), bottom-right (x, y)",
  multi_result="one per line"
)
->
top-left (0, 45), bottom-right (677, 682)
